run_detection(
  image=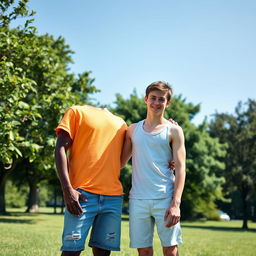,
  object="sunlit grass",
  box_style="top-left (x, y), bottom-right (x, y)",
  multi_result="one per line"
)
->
top-left (0, 208), bottom-right (255, 256)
